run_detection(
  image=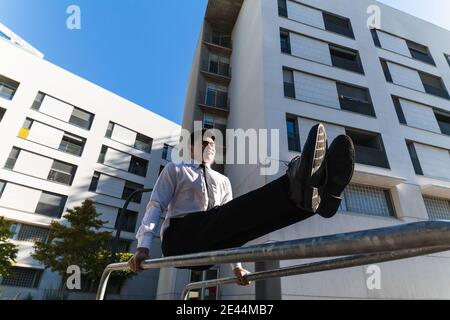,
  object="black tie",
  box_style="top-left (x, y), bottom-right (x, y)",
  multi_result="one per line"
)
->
top-left (200, 164), bottom-right (215, 210)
